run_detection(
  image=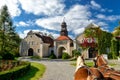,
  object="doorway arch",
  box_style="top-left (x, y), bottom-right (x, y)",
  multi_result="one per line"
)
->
top-left (88, 47), bottom-right (95, 58)
top-left (28, 48), bottom-right (33, 56)
top-left (58, 47), bottom-right (66, 58)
